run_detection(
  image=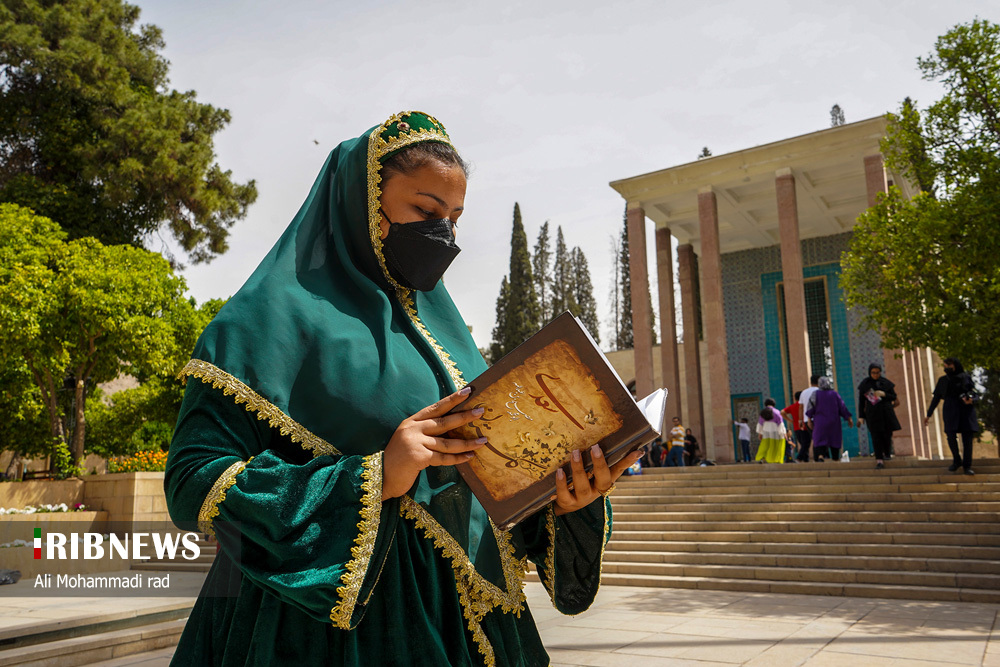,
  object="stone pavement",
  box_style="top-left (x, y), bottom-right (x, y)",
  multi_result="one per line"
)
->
top-left (60, 582), bottom-right (999, 666)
